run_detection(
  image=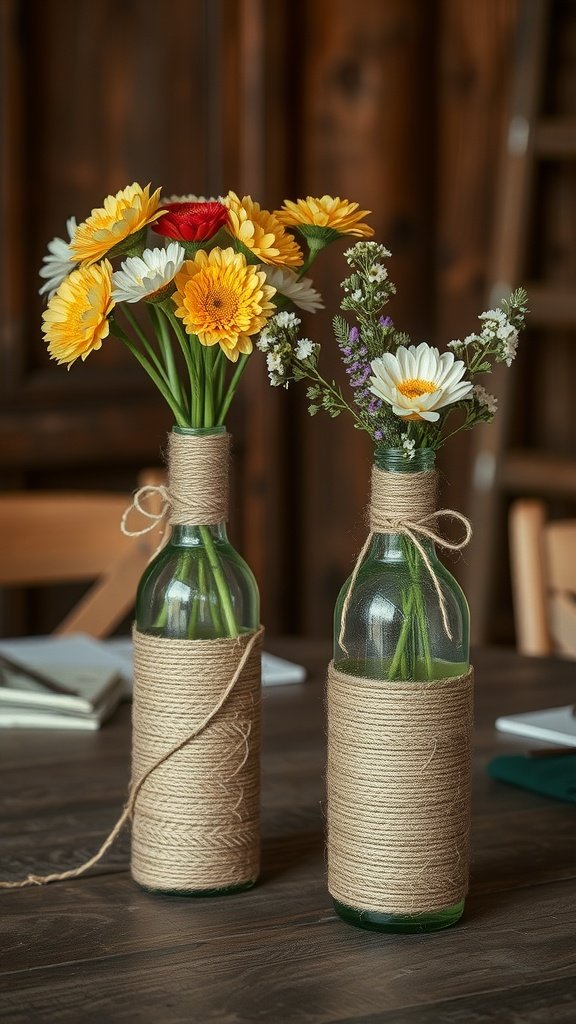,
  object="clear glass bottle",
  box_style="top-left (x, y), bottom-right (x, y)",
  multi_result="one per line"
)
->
top-left (136, 426), bottom-right (259, 642)
top-left (332, 446), bottom-right (470, 933)
top-left (135, 425), bottom-right (260, 895)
